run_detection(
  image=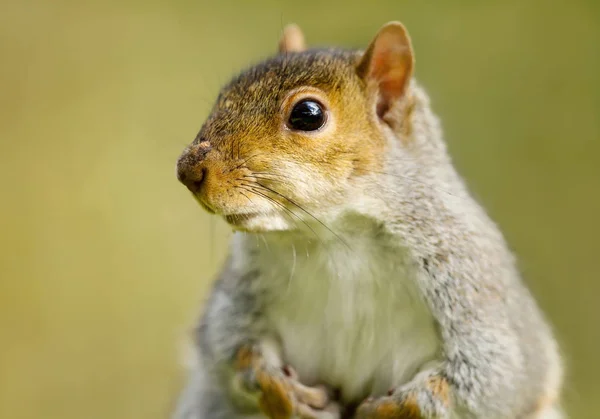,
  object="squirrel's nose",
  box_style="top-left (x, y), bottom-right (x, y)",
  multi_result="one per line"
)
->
top-left (177, 139), bottom-right (212, 194)
top-left (177, 165), bottom-right (207, 194)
